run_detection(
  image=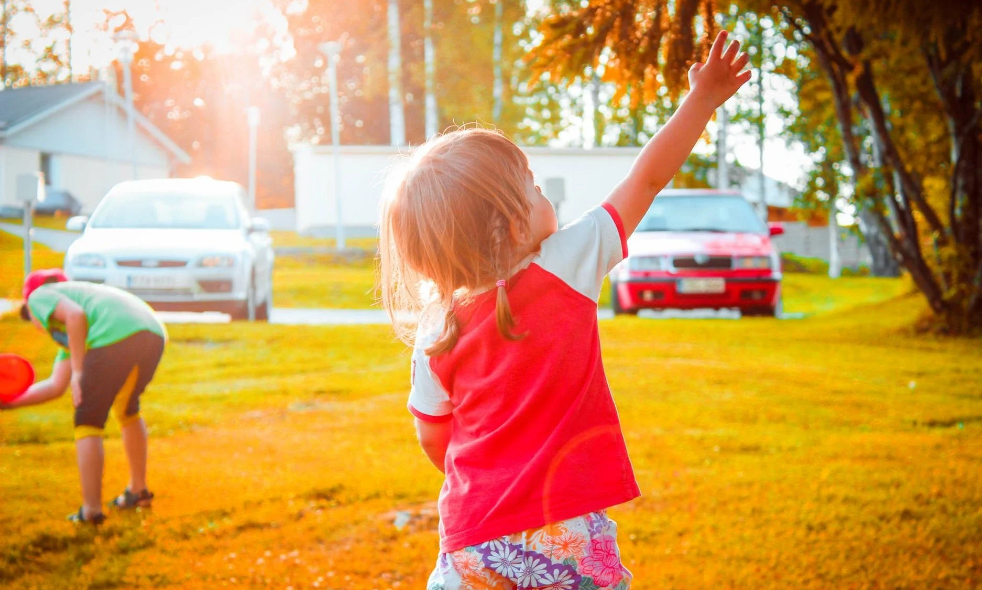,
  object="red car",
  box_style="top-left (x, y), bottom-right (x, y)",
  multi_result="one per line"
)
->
top-left (610, 189), bottom-right (784, 317)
